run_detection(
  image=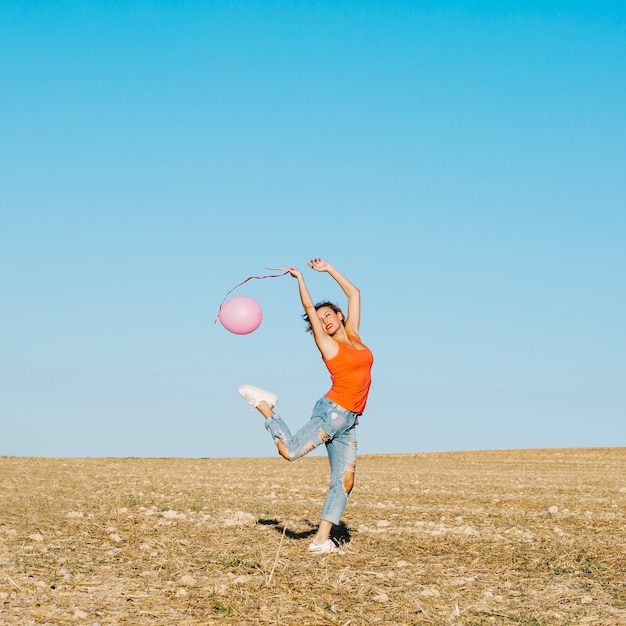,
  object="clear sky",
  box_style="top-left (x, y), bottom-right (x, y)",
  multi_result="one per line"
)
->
top-left (2, 1), bottom-right (624, 458)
